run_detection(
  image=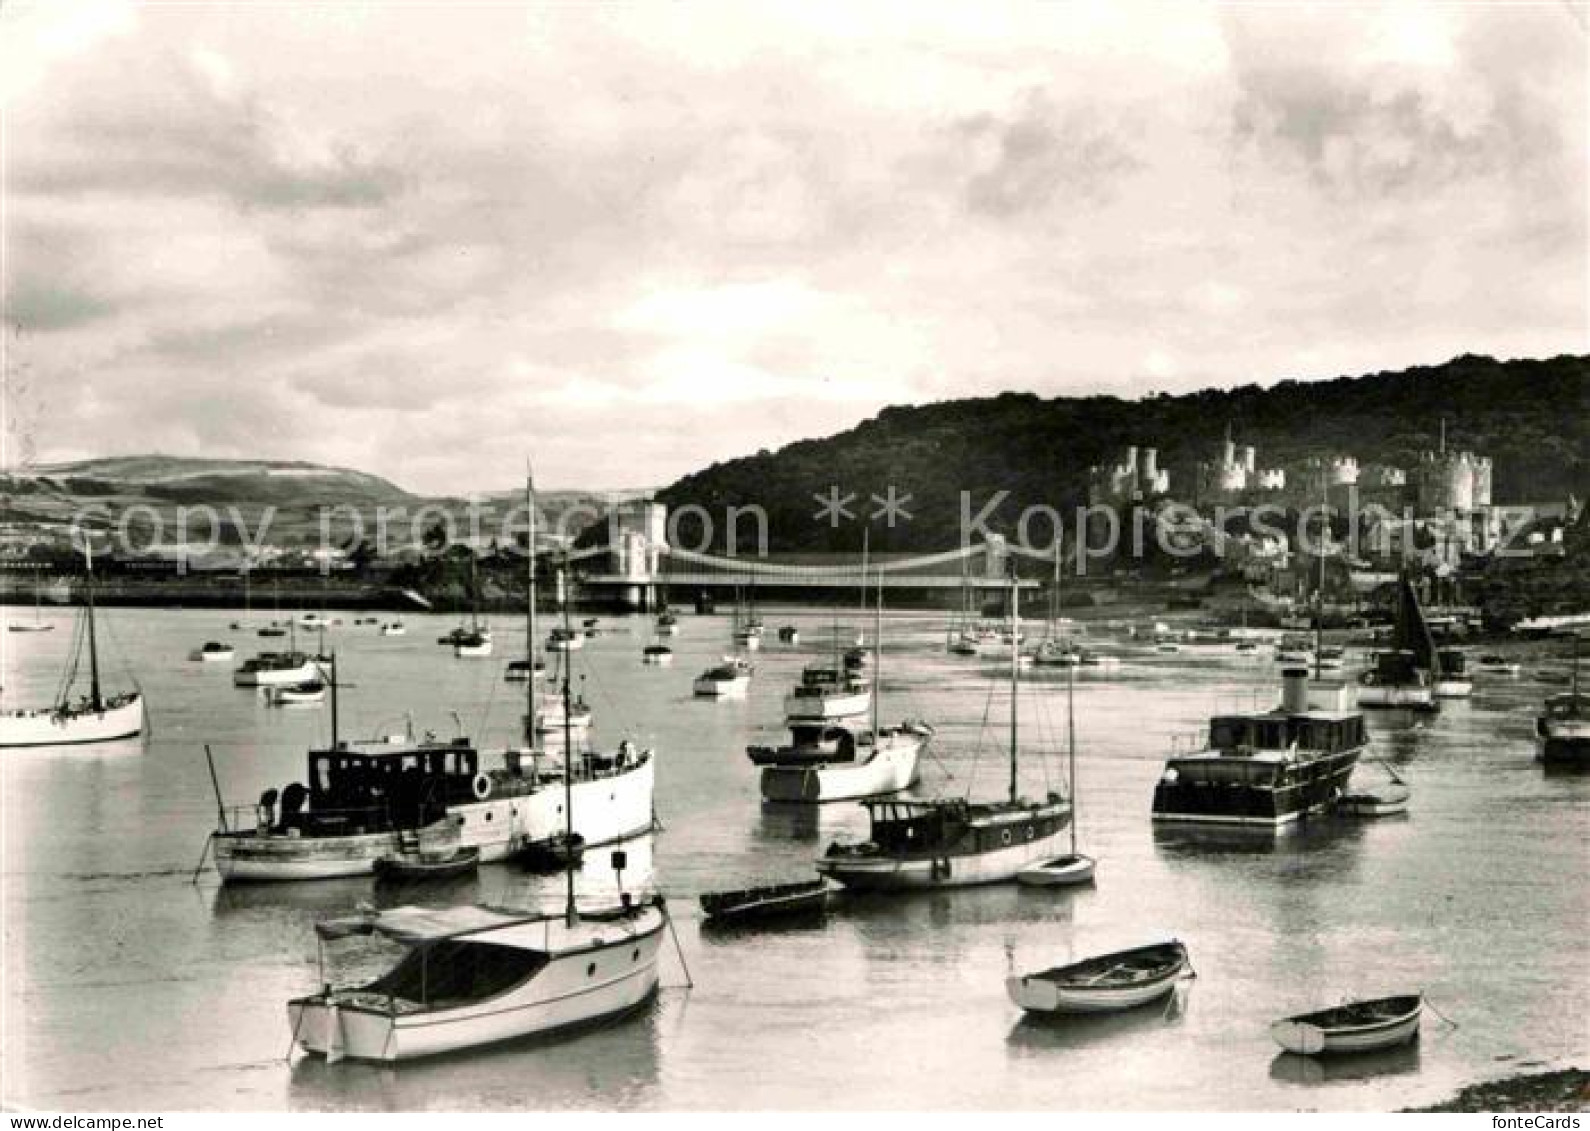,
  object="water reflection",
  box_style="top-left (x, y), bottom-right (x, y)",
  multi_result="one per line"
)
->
top-left (1269, 1042), bottom-right (1422, 1086)
top-left (1006, 986), bottom-right (1194, 1053)
top-left (1151, 817), bottom-right (1369, 859)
